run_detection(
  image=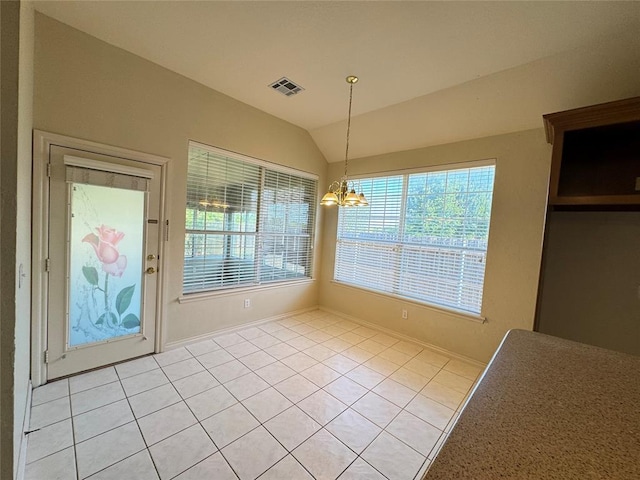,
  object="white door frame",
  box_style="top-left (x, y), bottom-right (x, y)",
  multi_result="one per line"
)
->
top-left (32, 130), bottom-right (169, 387)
